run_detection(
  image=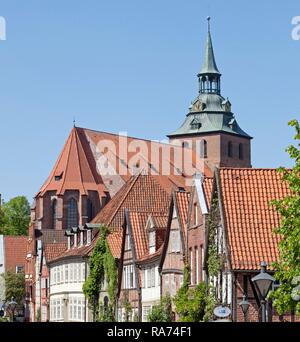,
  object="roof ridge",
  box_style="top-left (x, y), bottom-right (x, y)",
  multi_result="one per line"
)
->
top-left (74, 128), bottom-right (85, 194)
top-left (58, 127), bottom-right (75, 194)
